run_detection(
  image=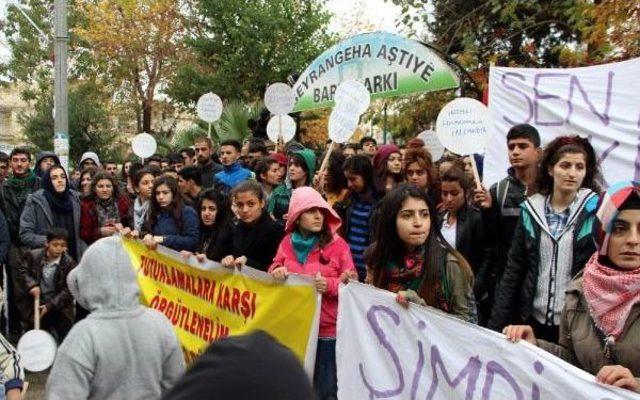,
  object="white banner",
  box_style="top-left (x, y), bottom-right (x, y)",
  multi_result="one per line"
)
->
top-left (337, 283), bottom-right (640, 399)
top-left (485, 58), bottom-right (640, 188)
